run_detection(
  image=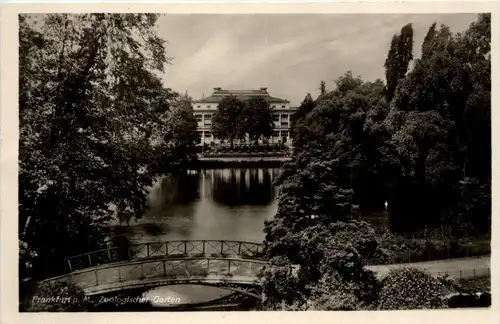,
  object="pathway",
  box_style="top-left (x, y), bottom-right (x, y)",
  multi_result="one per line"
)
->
top-left (366, 255), bottom-right (490, 279)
